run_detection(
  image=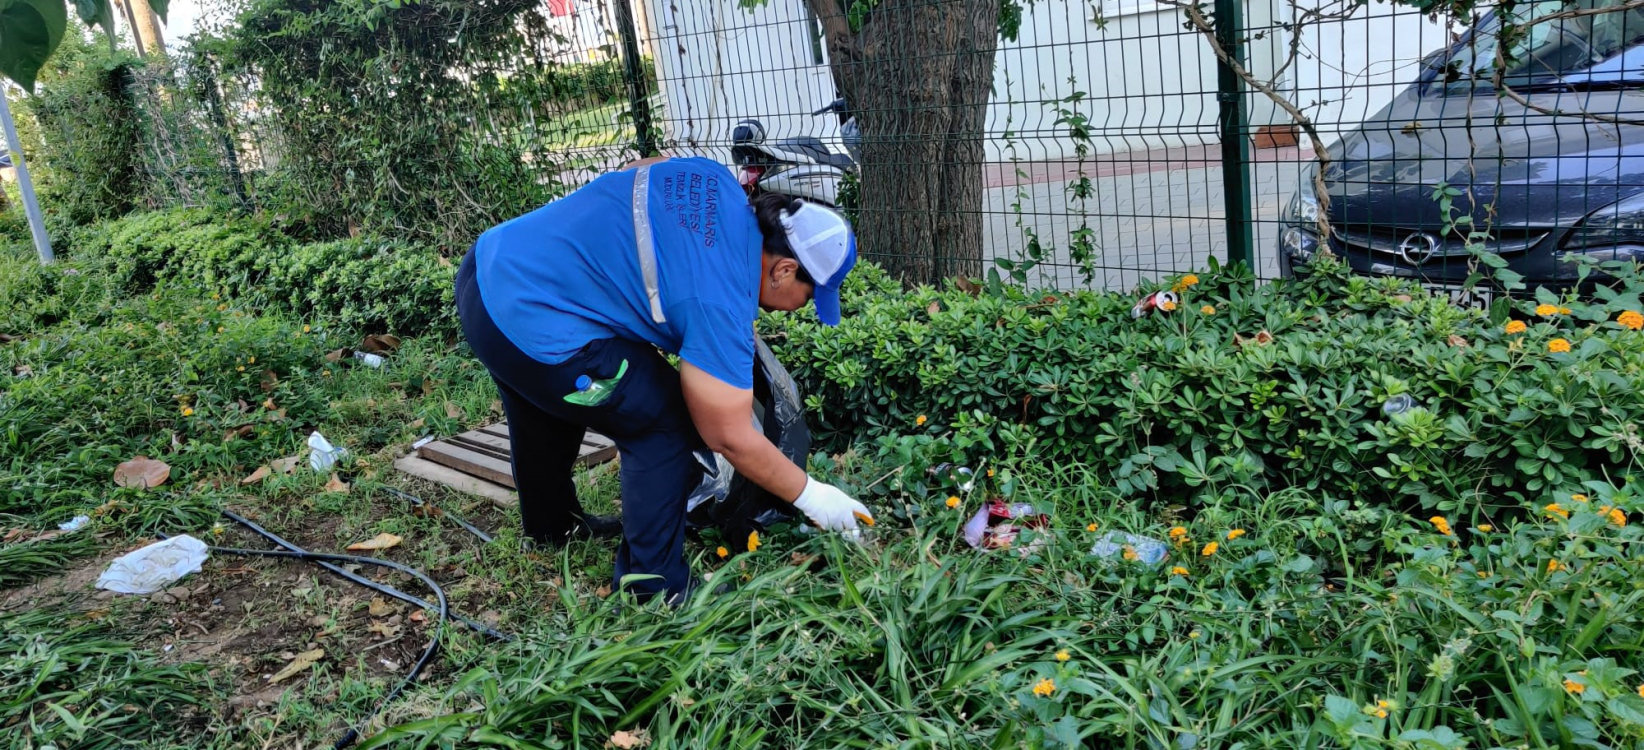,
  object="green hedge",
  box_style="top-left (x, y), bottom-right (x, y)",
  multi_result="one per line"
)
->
top-left (764, 257), bottom-right (1644, 520)
top-left (72, 208), bottom-right (457, 338)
